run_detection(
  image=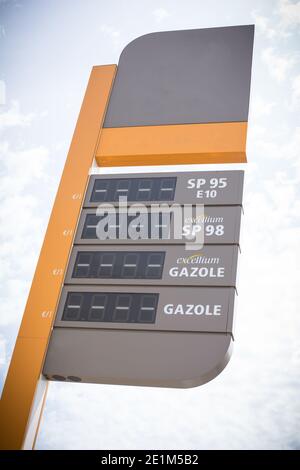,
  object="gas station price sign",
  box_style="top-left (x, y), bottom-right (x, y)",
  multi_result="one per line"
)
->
top-left (43, 170), bottom-right (244, 388)
top-left (1, 25), bottom-right (254, 450)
